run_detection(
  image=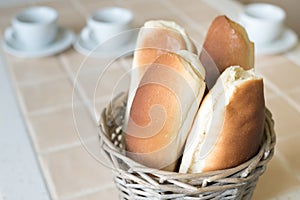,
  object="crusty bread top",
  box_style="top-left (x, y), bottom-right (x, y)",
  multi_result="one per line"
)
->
top-left (144, 20), bottom-right (197, 53)
top-left (133, 20), bottom-right (197, 68)
top-left (125, 20), bottom-right (197, 132)
top-left (200, 15), bottom-right (254, 74)
top-left (180, 66), bottom-right (265, 173)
